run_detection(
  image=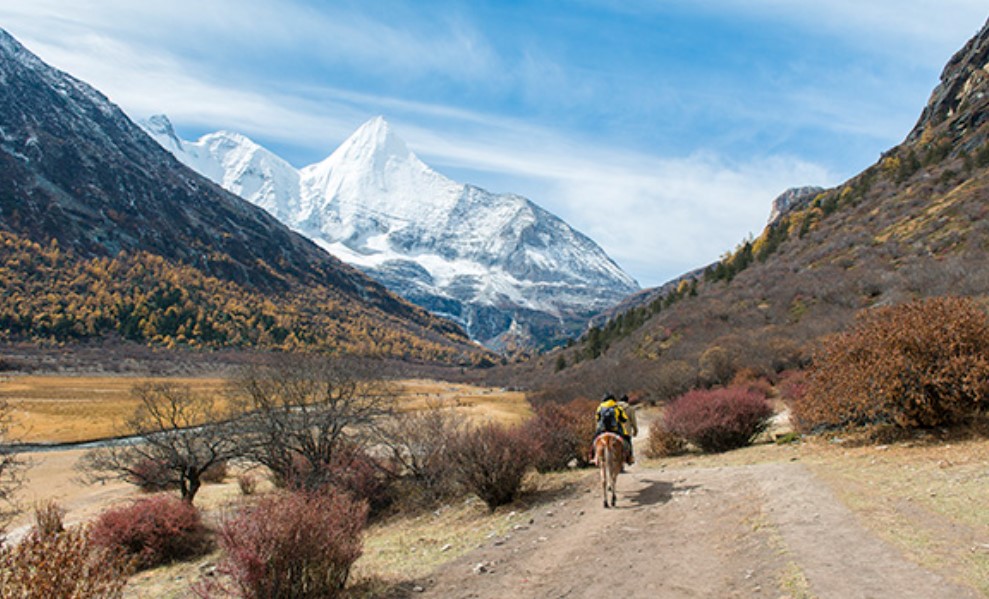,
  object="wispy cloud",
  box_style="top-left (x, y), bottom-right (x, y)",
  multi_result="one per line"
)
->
top-left (0, 1), bottom-right (977, 286)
